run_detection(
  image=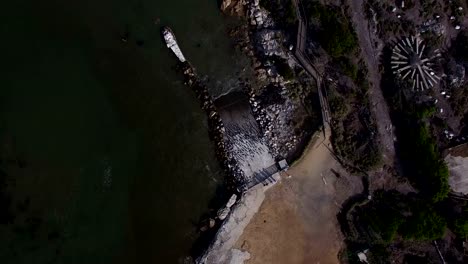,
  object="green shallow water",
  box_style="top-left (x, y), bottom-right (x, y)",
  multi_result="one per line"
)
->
top-left (0, 0), bottom-right (248, 263)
